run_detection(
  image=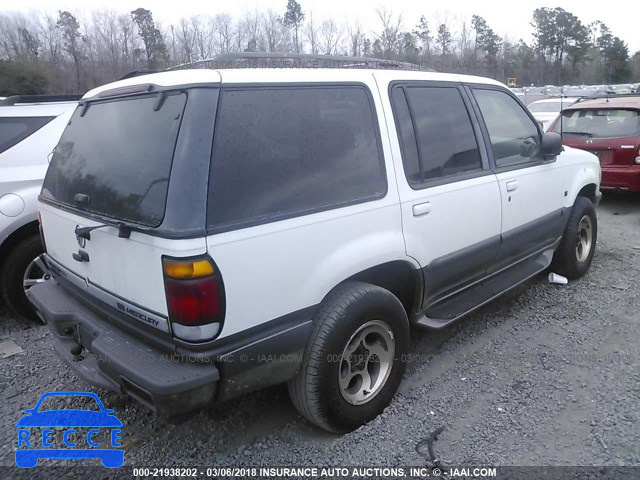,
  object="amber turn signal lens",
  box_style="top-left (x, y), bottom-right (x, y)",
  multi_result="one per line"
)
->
top-left (162, 259), bottom-right (214, 279)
